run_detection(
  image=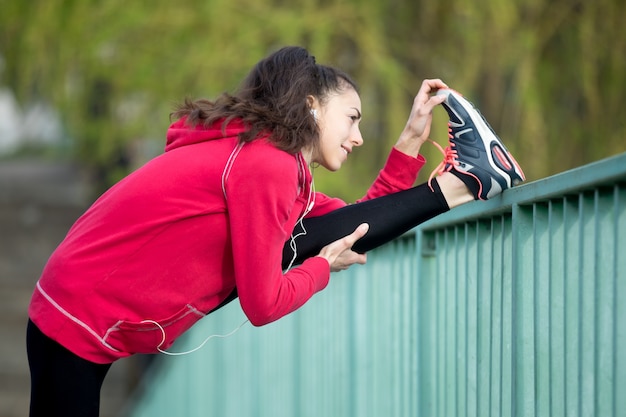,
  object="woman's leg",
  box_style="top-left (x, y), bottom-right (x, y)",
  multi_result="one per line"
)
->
top-left (27, 319), bottom-right (112, 417)
top-left (282, 174), bottom-right (470, 269)
top-left (210, 175), bottom-right (470, 311)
